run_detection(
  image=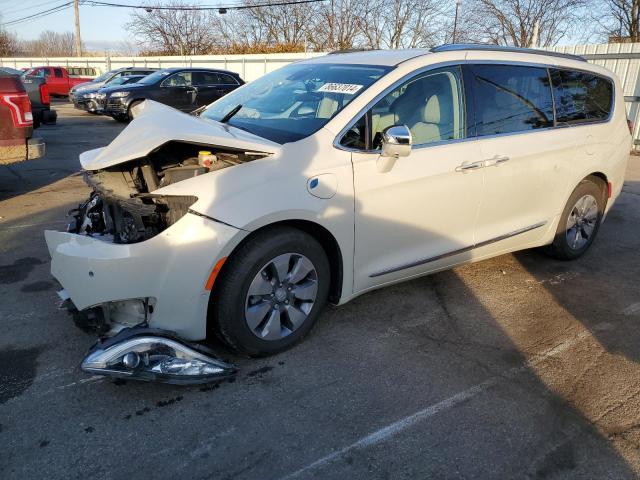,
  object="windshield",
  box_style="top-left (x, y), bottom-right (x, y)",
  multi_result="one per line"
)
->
top-left (94, 70), bottom-right (118, 83)
top-left (107, 76), bottom-right (132, 86)
top-left (137, 70), bottom-right (172, 85)
top-left (201, 63), bottom-right (392, 144)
